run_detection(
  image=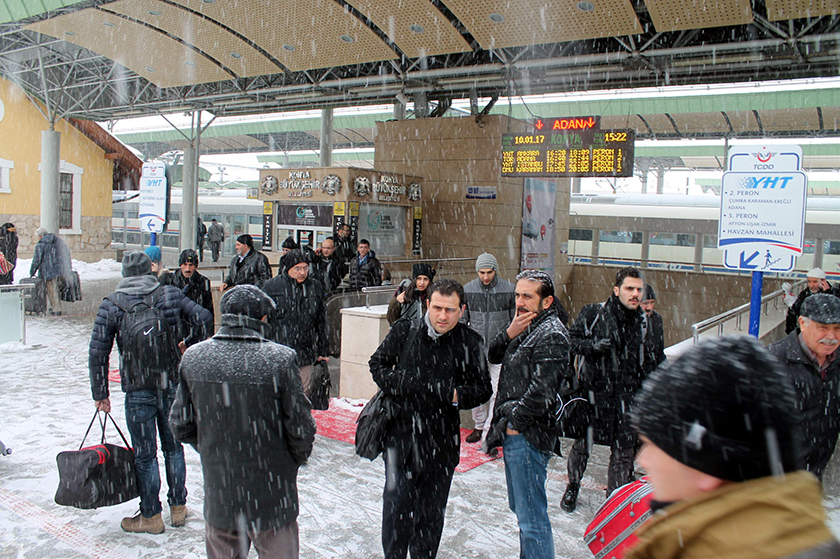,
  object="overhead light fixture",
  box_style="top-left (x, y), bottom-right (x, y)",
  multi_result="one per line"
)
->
top-left (340, 35), bottom-right (355, 44)
top-left (577, 1), bottom-right (595, 11)
top-left (146, 66), bottom-right (156, 73)
top-left (489, 13), bottom-right (505, 23)
top-left (283, 44), bottom-right (296, 52)
top-left (409, 24), bottom-right (425, 34)
top-left (148, 10), bottom-right (161, 16)
top-left (201, 0), bottom-right (215, 3)
top-left (185, 61), bottom-right (196, 67)
top-left (64, 30), bottom-right (76, 36)
top-left (103, 21), bottom-right (115, 27)
top-left (231, 52), bottom-right (242, 59)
